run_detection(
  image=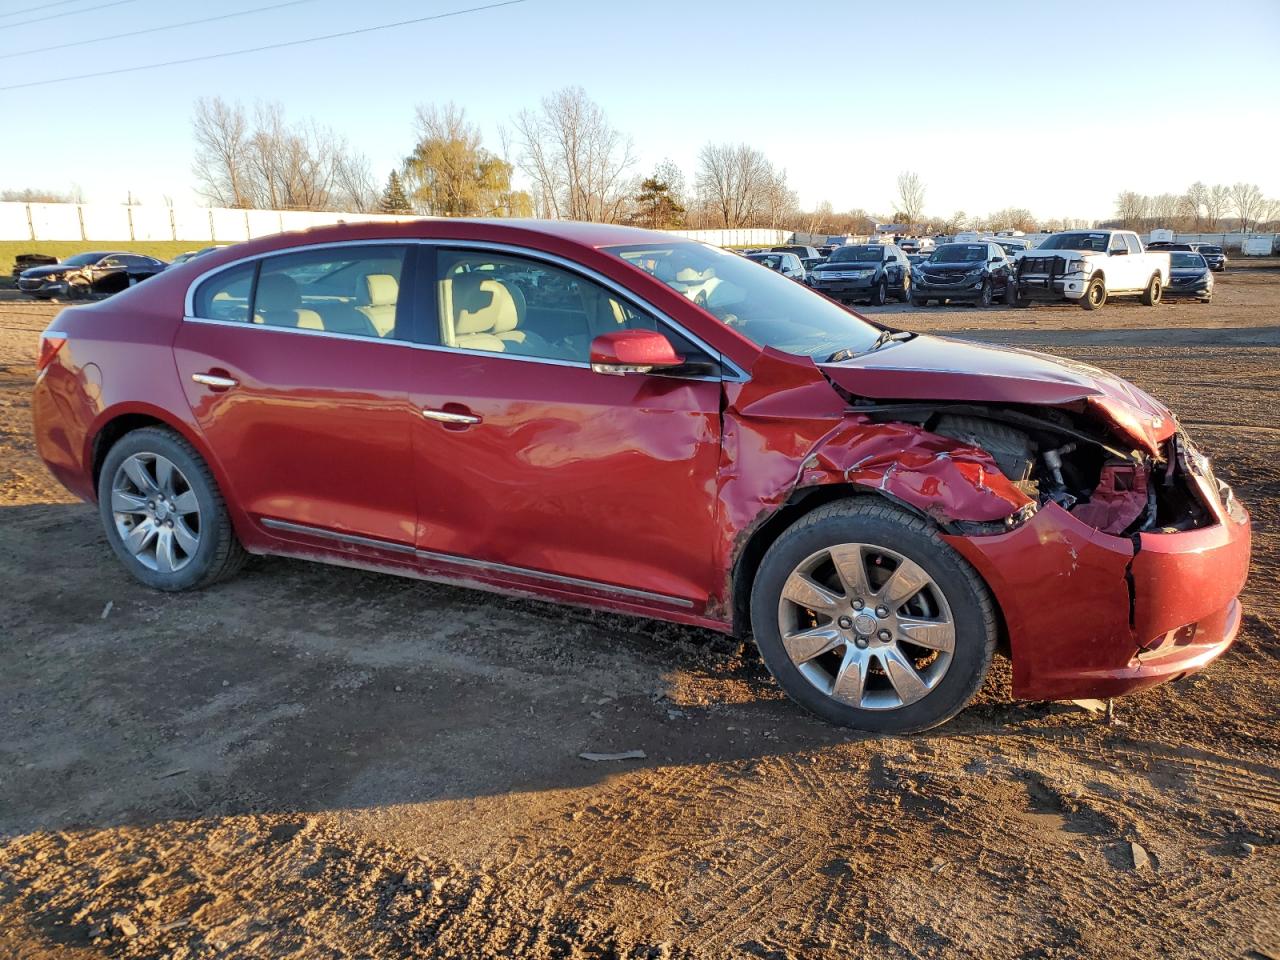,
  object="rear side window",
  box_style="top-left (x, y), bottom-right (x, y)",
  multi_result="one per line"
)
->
top-left (193, 262), bottom-right (255, 323)
top-left (255, 245), bottom-right (409, 339)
